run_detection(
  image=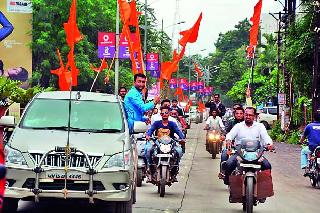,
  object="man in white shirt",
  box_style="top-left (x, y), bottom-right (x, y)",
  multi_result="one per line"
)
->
top-left (204, 108), bottom-right (225, 132)
top-left (223, 107), bottom-right (273, 185)
top-left (151, 99), bottom-right (178, 125)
